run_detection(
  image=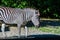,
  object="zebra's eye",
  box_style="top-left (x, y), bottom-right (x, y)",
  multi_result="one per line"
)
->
top-left (35, 12), bottom-right (38, 14)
